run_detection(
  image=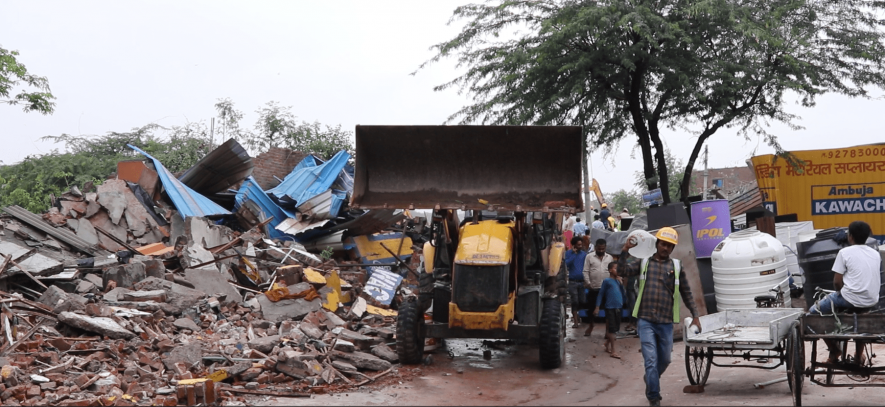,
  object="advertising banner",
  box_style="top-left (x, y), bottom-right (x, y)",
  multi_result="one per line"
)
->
top-left (691, 199), bottom-right (732, 258)
top-left (750, 143), bottom-right (885, 245)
